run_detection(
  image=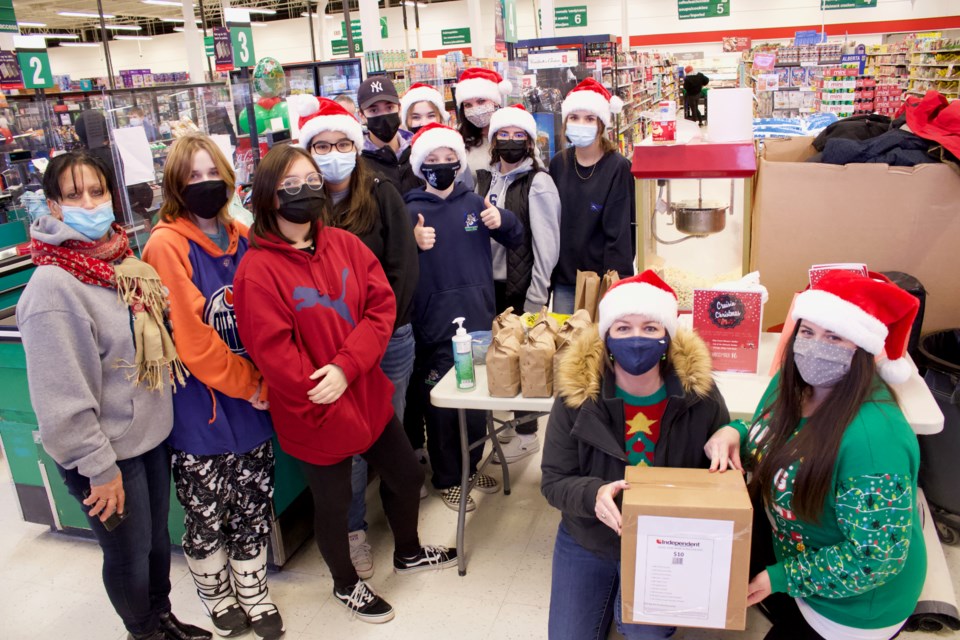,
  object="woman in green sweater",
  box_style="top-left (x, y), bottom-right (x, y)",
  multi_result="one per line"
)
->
top-left (705, 271), bottom-right (926, 640)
